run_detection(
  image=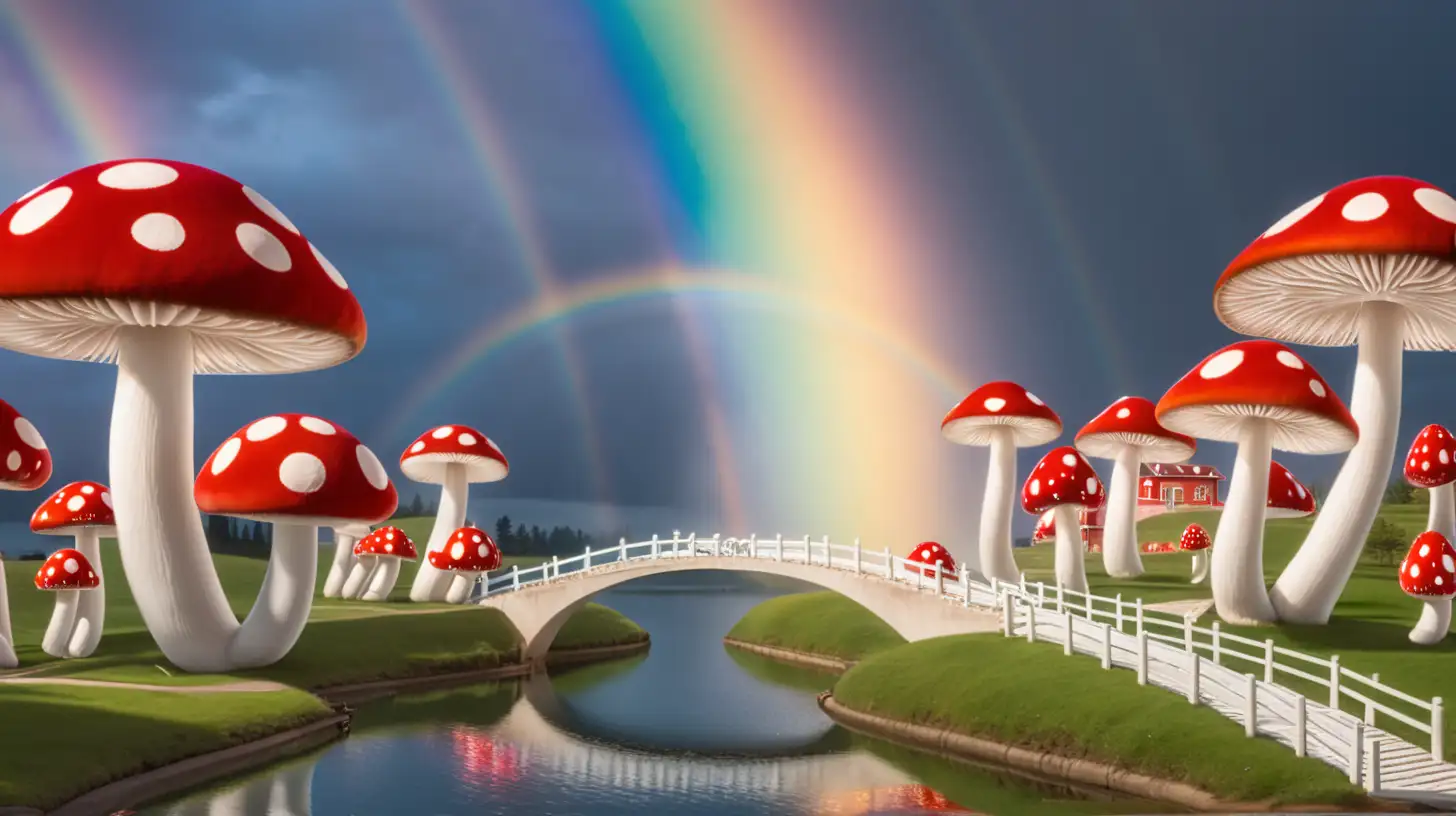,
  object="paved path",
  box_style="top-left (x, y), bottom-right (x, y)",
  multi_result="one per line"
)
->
top-left (1144, 598), bottom-right (1215, 618)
